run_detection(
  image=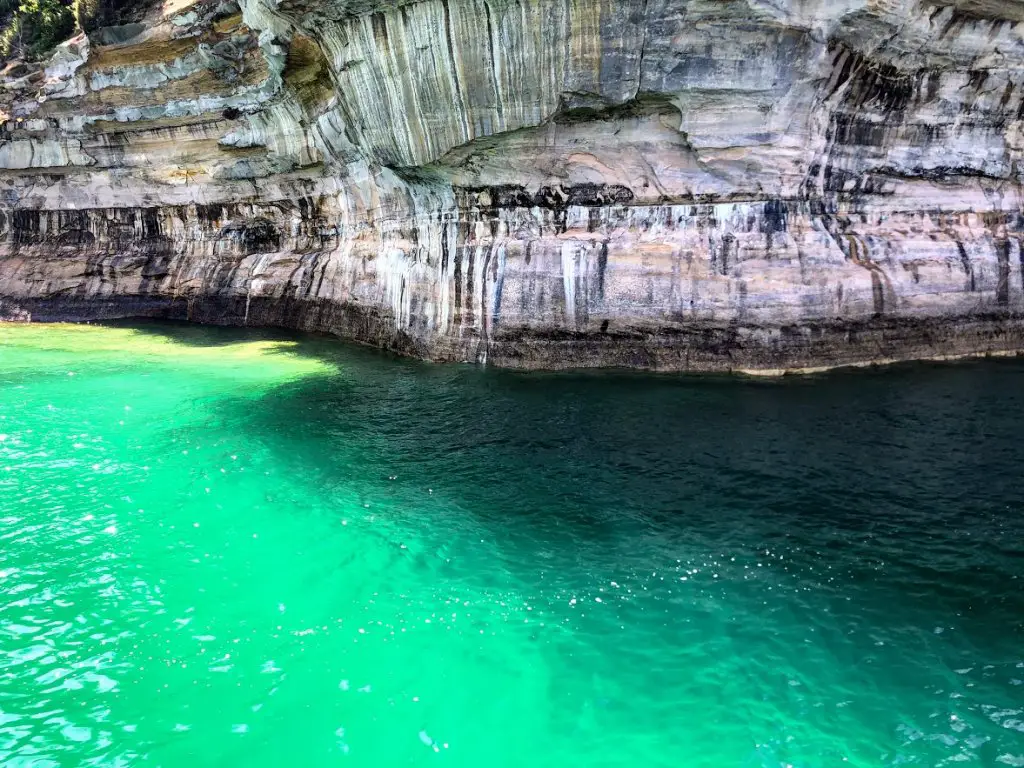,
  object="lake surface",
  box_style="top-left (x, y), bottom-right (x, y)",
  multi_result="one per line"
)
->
top-left (0, 321), bottom-right (1022, 767)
